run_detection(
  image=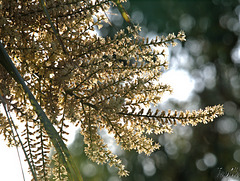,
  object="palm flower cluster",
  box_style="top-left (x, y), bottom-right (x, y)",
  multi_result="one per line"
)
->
top-left (0, 0), bottom-right (223, 179)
